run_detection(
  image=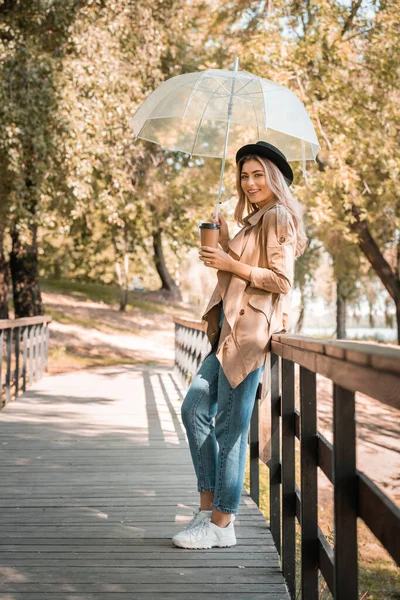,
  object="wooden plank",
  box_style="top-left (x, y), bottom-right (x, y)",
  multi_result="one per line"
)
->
top-left (281, 358), bottom-right (296, 599)
top-left (333, 384), bottom-right (358, 600)
top-left (0, 566), bottom-right (285, 583)
top-left (299, 367), bottom-right (318, 600)
top-left (14, 327), bottom-right (20, 398)
top-left (0, 315), bottom-right (52, 330)
top-left (0, 537), bottom-right (277, 547)
top-left (28, 325), bottom-right (34, 387)
top-left (358, 472), bottom-right (400, 566)
top-left (0, 330), bottom-right (3, 402)
top-left (0, 584), bottom-right (287, 600)
top-left (0, 584), bottom-right (290, 596)
top-left (317, 433), bottom-right (333, 483)
top-left (249, 386), bottom-right (260, 506)
top-left (271, 340), bottom-right (400, 409)
top-left (0, 556), bottom-right (280, 567)
top-left (172, 316), bottom-right (205, 332)
top-left (22, 326), bottom-right (28, 392)
top-left (317, 527), bottom-right (334, 594)
top-left (271, 335), bottom-right (400, 376)
top-left (269, 352), bottom-right (281, 555)
top-left (5, 328), bottom-right (12, 405)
